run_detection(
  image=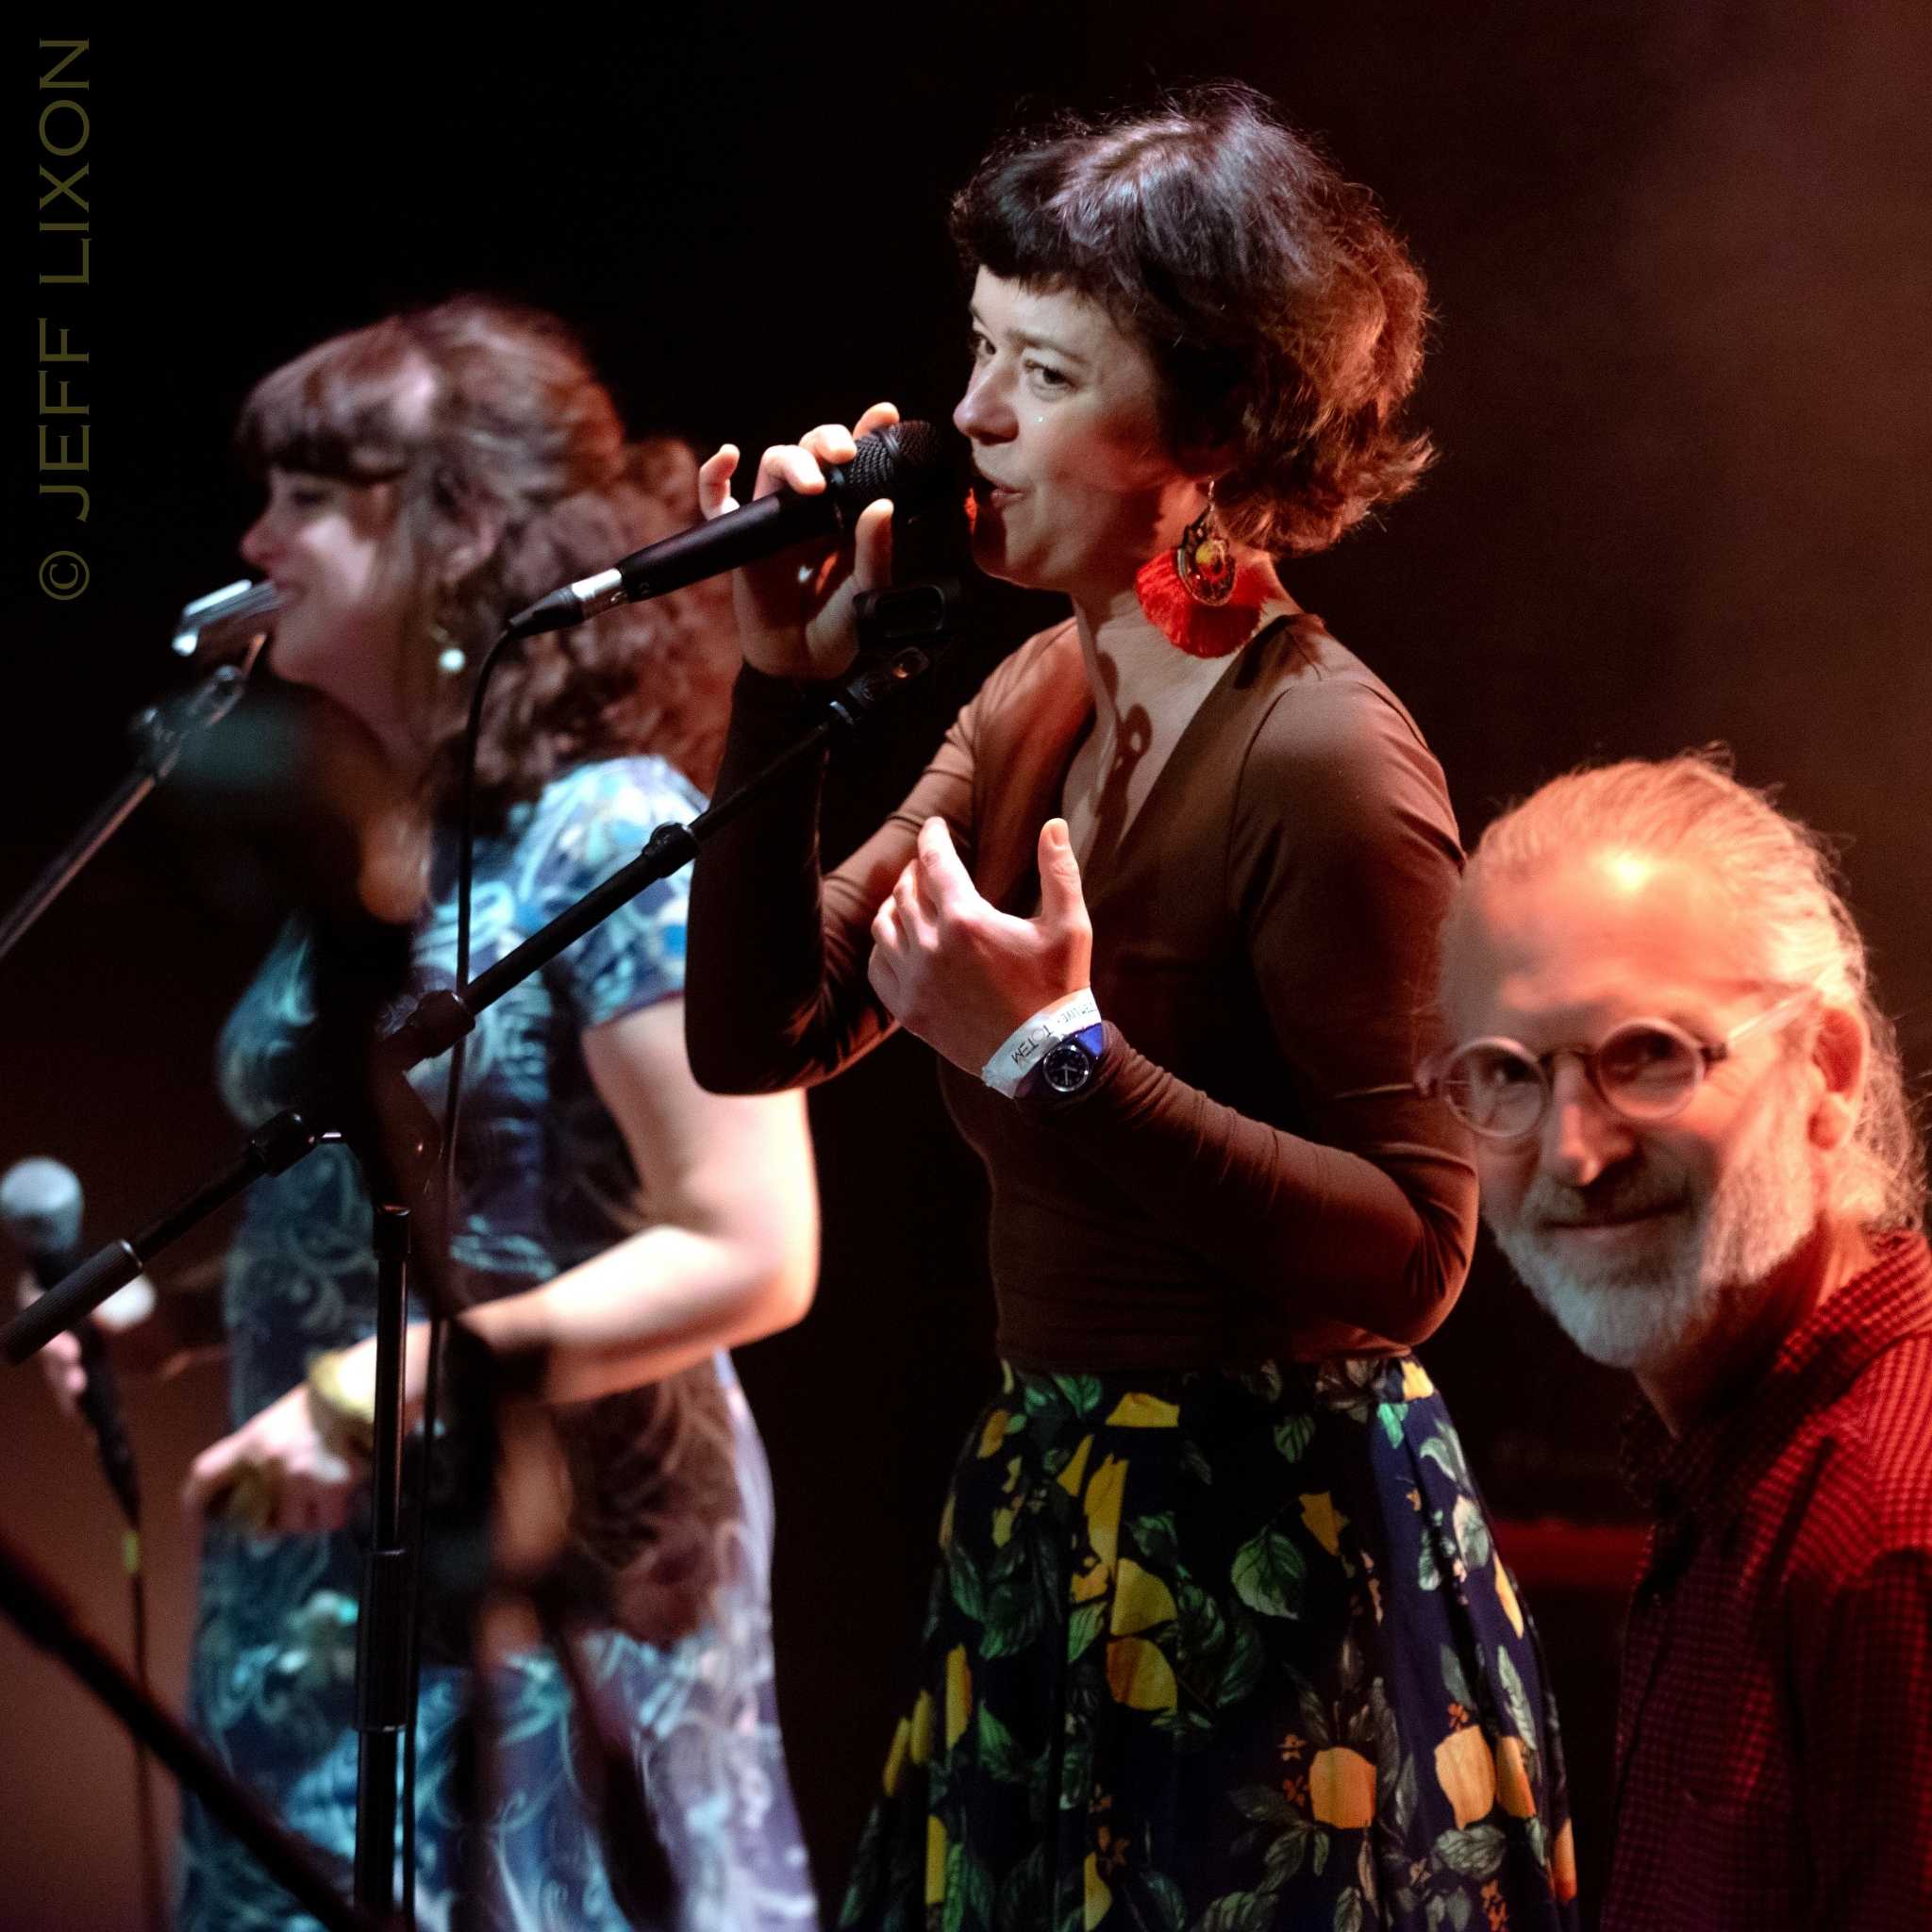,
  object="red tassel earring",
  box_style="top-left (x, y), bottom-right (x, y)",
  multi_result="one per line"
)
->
top-left (1174, 497), bottom-right (1237, 606)
top-left (1136, 485), bottom-right (1270, 658)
